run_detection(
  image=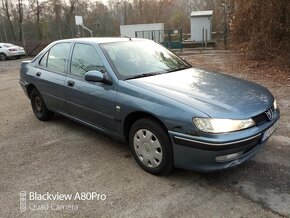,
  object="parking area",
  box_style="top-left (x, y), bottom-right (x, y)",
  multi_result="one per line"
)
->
top-left (0, 52), bottom-right (289, 217)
